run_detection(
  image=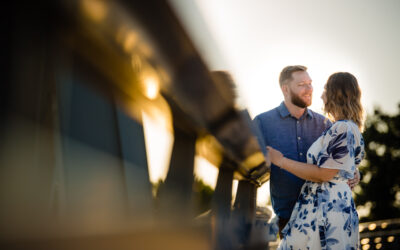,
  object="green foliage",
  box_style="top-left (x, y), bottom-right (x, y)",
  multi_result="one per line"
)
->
top-left (354, 104), bottom-right (400, 221)
top-left (152, 178), bottom-right (214, 215)
top-left (193, 178), bottom-right (214, 214)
